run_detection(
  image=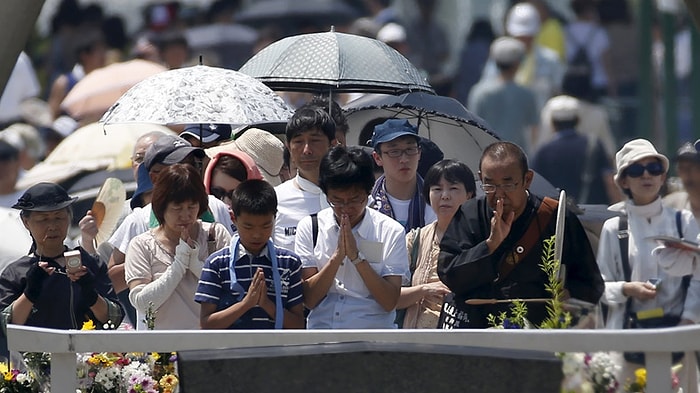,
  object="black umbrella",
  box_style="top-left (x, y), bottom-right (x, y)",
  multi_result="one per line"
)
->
top-left (343, 92), bottom-right (497, 172)
top-left (236, 0), bottom-right (360, 28)
top-left (239, 30), bottom-right (434, 95)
